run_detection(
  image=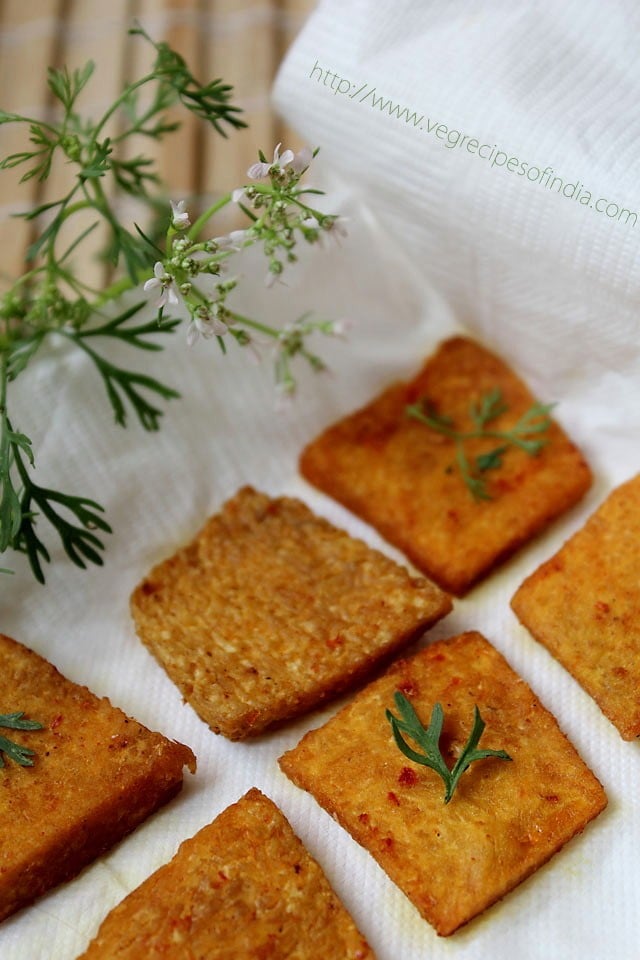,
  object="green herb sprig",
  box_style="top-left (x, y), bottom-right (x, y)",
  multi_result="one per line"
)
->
top-left (0, 711), bottom-right (44, 767)
top-left (386, 691), bottom-right (511, 804)
top-left (0, 28), bottom-right (347, 582)
top-left (406, 388), bottom-right (554, 501)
